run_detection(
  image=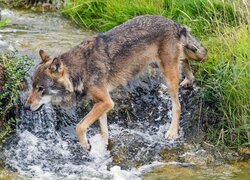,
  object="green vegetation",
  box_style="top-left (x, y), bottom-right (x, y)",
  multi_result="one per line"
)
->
top-left (63, 0), bottom-right (250, 148)
top-left (0, 0), bottom-right (26, 7)
top-left (0, 0), bottom-right (64, 8)
top-left (198, 26), bottom-right (250, 148)
top-left (0, 50), bottom-right (33, 142)
top-left (62, 0), bottom-right (246, 36)
top-left (0, 20), bottom-right (9, 29)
